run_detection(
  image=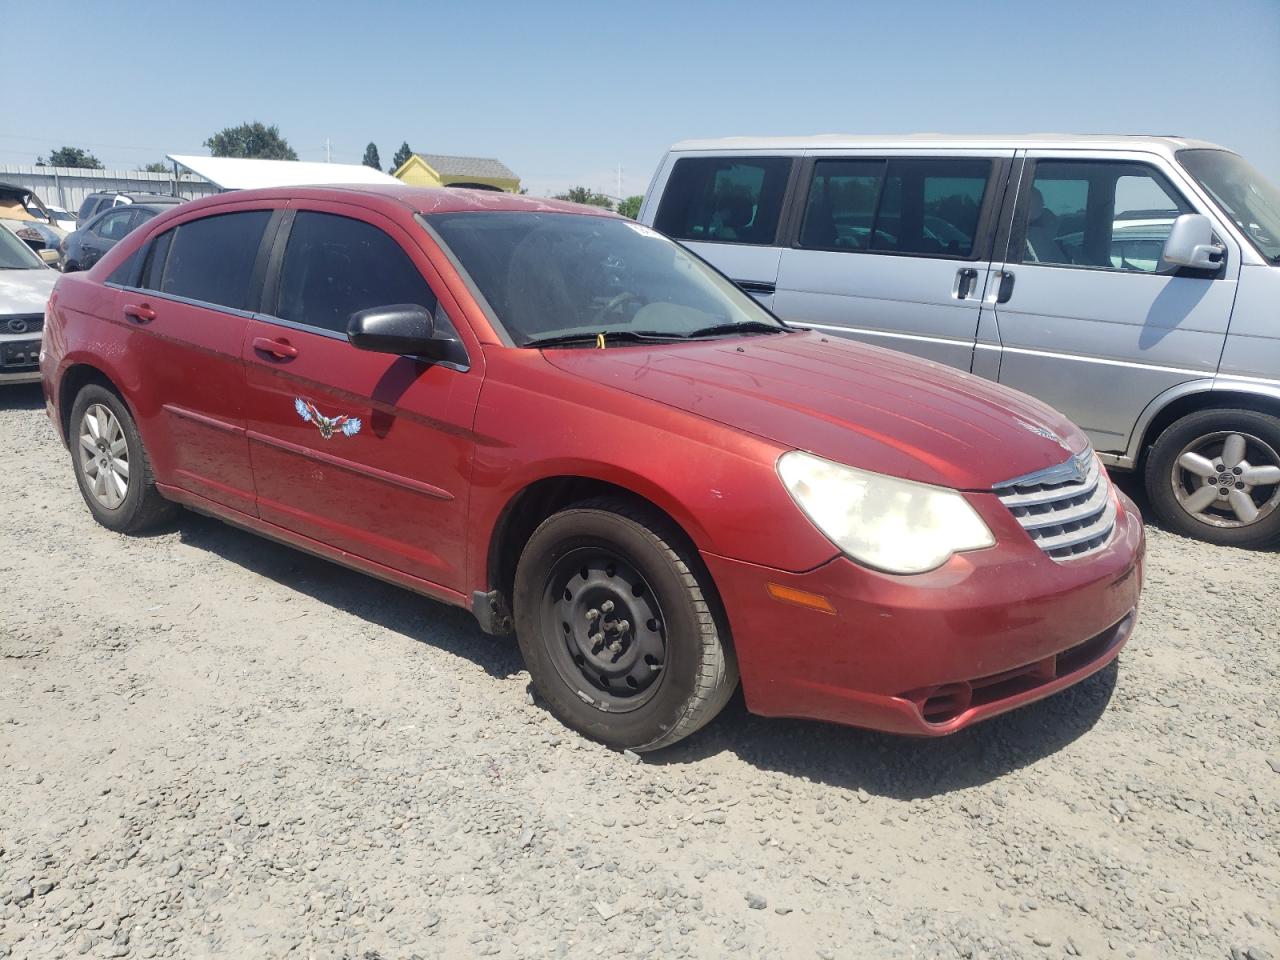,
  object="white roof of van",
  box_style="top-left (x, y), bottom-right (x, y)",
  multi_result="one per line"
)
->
top-left (167, 155), bottom-right (400, 191)
top-left (668, 133), bottom-right (1228, 153)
